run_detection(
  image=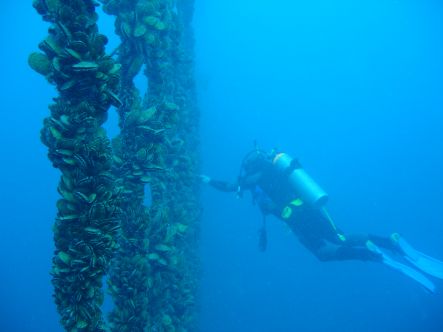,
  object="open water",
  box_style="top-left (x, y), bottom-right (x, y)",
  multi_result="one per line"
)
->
top-left (0, 1), bottom-right (442, 331)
